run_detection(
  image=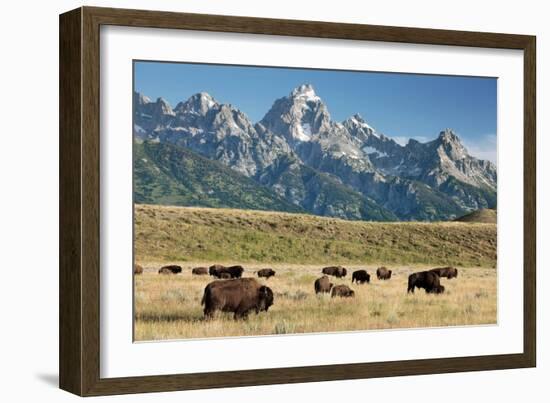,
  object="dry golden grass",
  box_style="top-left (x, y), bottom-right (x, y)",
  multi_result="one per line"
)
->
top-left (134, 204), bottom-right (496, 340)
top-left (134, 263), bottom-right (496, 341)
